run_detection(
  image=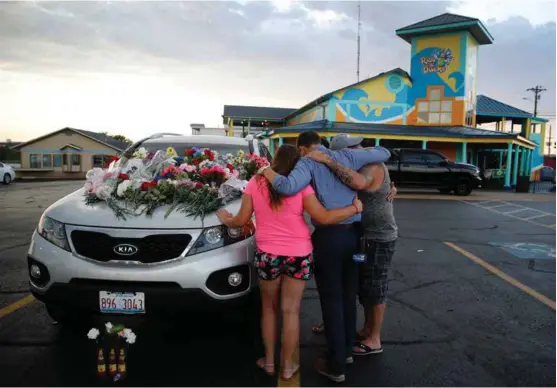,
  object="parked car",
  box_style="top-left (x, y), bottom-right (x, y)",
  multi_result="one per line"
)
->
top-left (27, 135), bottom-right (271, 324)
top-left (540, 166), bottom-right (556, 183)
top-left (0, 162), bottom-right (16, 184)
top-left (386, 148), bottom-right (482, 196)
